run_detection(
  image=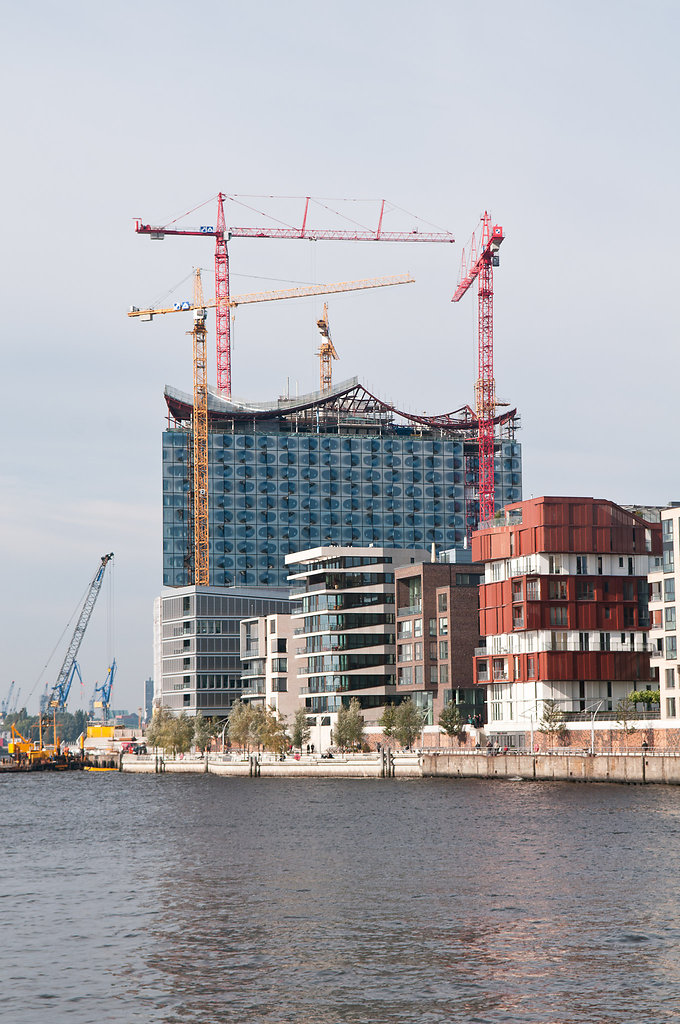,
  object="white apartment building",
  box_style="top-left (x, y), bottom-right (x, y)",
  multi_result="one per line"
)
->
top-left (649, 504), bottom-right (680, 722)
